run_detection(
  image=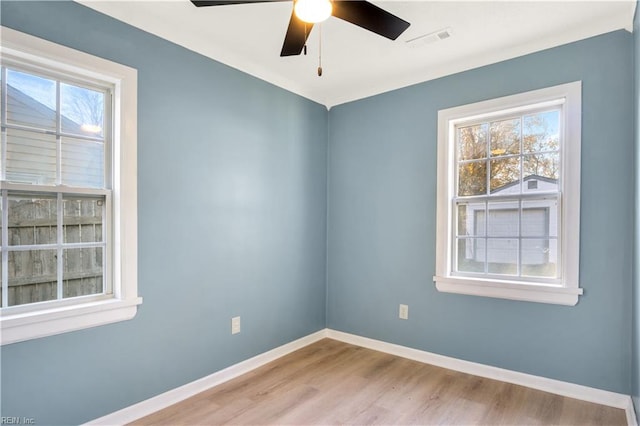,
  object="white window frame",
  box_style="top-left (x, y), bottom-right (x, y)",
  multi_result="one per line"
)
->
top-left (434, 82), bottom-right (582, 306)
top-left (0, 27), bottom-right (141, 344)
